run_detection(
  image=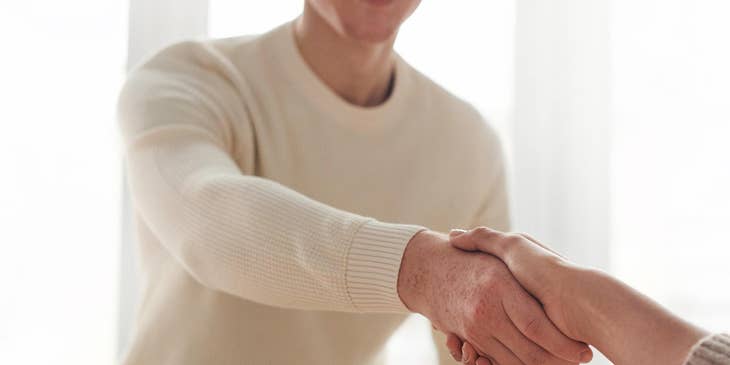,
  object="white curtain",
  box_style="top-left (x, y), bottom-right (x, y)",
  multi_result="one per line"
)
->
top-left (610, 0), bottom-right (730, 334)
top-left (118, 0), bottom-right (210, 357)
top-left (512, 0), bottom-right (613, 270)
top-left (0, 1), bottom-right (126, 364)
